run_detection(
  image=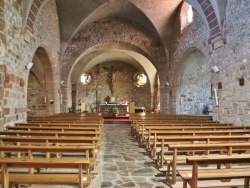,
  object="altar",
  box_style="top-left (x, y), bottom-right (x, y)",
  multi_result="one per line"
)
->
top-left (99, 104), bottom-right (128, 115)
